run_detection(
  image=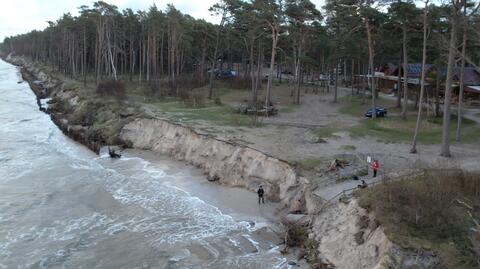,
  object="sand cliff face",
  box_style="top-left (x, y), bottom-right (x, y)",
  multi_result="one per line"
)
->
top-left (313, 200), bottom-right (393, 269)
top-left (120, 118), bottom-right (299, 203)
